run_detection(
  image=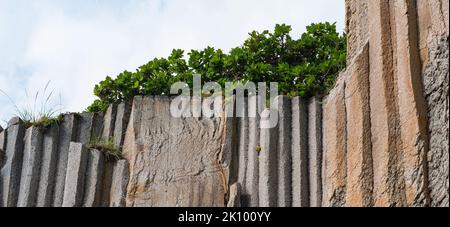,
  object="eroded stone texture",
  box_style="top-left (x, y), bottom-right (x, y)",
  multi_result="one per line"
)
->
top-left (0, 127), bottom-right (5, 168)
top-left (0, 118), bottom-right (25, 207)
top-left (258, 110), bottom-right (278, 207)
top-left (423, 36), bottom-right (449, 207)
top-left (62, 142), bottom-right (89, 207)
top-left (77, 112), bottom-right (95, 144)
top-left (244, 96), bottom-right (260, 207)
top-left (227, 183), bottom-right (241, 207)
top-left (123, 96), bottom-right (232, 207)
top-left (82, 149), bottom-right (105, 207)
top-left (236, 99), bottom-right (249, 205)
top-left (368, 0), bottom-right (406, 207)
top-left (53, 114), bottom-right (78, 207)
top-left (291, 97), bottom-right (308, 207)
top-left (277, 96), bottom-right (292, 207)
top-left (18, 127), bottom-right (43, 207)
top-left (322, 76), bottom-right (347, 207)
top-left (99, 161), bottom-right (114, 207)
top-left (308, 97), bottom-right (323, 207)
top-left (109, 159), bottom-right (130, 207)
top-left (392, 0), bottom-right (429, 207)
top-left (345, 0), bottom-right (369, 62)
top-left (344, 44), bottom-right (373, 207)
top-left (102, 104), bottom-right (117, 140)
top-left (0, 127), bottom-right (3, 206)
top-left (113, 102), bottom-right (131, 147)
top-left (36, 124), bottom-right (59, 207)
